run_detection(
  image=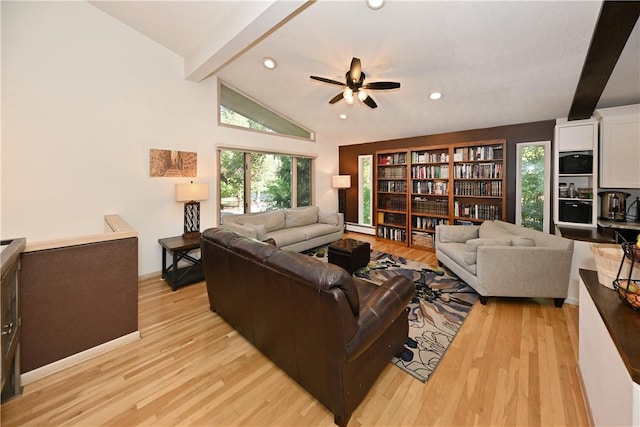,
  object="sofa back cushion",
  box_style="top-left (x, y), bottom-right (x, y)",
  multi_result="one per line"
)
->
top-left (285, 206), bottom-right (319, 228)
top-left (240, 210), bottom-right (286, 232)
top-left (439, 225), bottom-right (479, 243)
top-left (491, 220), bottom-right (571, 249)
top-left (478, 220), bottom-right (514, 239)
